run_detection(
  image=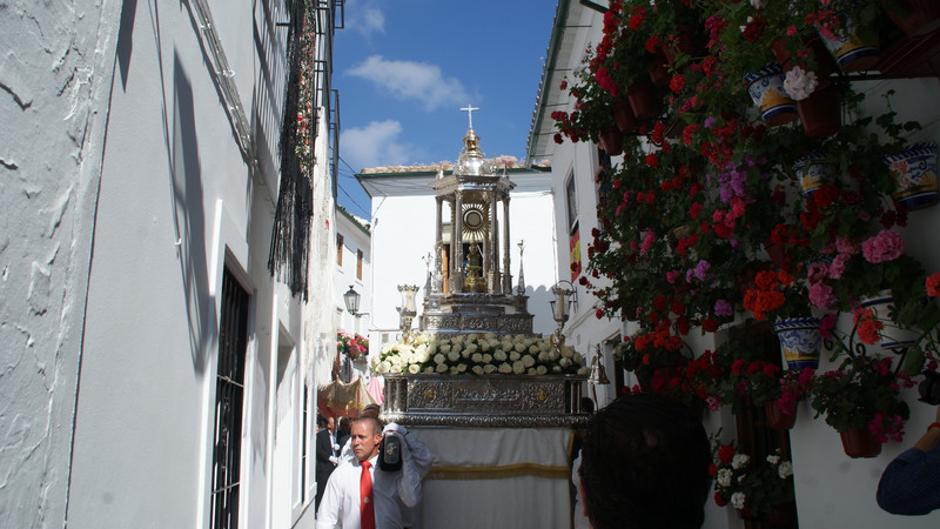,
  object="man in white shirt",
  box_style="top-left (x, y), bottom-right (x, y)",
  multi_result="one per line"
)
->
top-left (316, 416), bottom-right (431, 529)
